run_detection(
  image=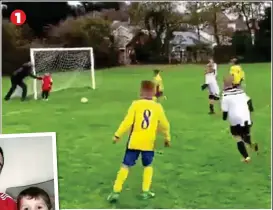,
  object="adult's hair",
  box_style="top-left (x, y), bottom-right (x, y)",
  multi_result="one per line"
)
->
top-left (0, 146), bottom-right (4, 170)
top-left (17, 187), bottom-right (52, 210)
top-left (22, 62), bottom-right (32, 68)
